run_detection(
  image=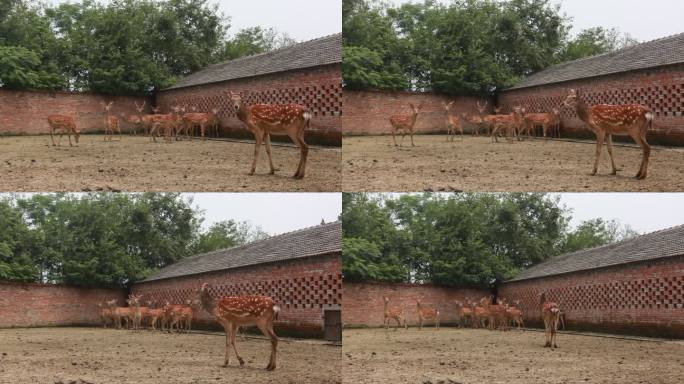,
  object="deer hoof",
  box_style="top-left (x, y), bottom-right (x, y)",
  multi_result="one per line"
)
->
top-left (266, 363), bottom-right (276, 371)
top-left (238, 358), bottom-right (245, 366)
top-left (248, 171), bottom-right (255, 176)
top-left (270, 170), bottom-right (275, 175)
